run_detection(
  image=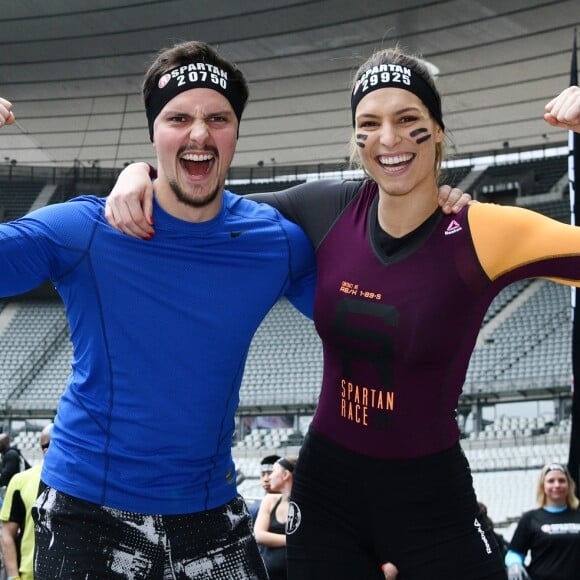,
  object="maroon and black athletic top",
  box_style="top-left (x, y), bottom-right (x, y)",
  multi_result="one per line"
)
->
top-left (251, 180), bottom-right (580, 459)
